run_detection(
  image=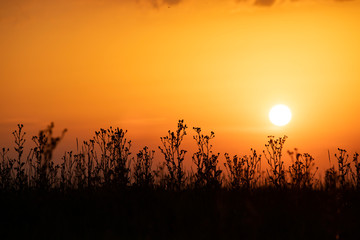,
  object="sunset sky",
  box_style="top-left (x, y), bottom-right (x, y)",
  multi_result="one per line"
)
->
top-left (1, 0), bottom-right (360, 171)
